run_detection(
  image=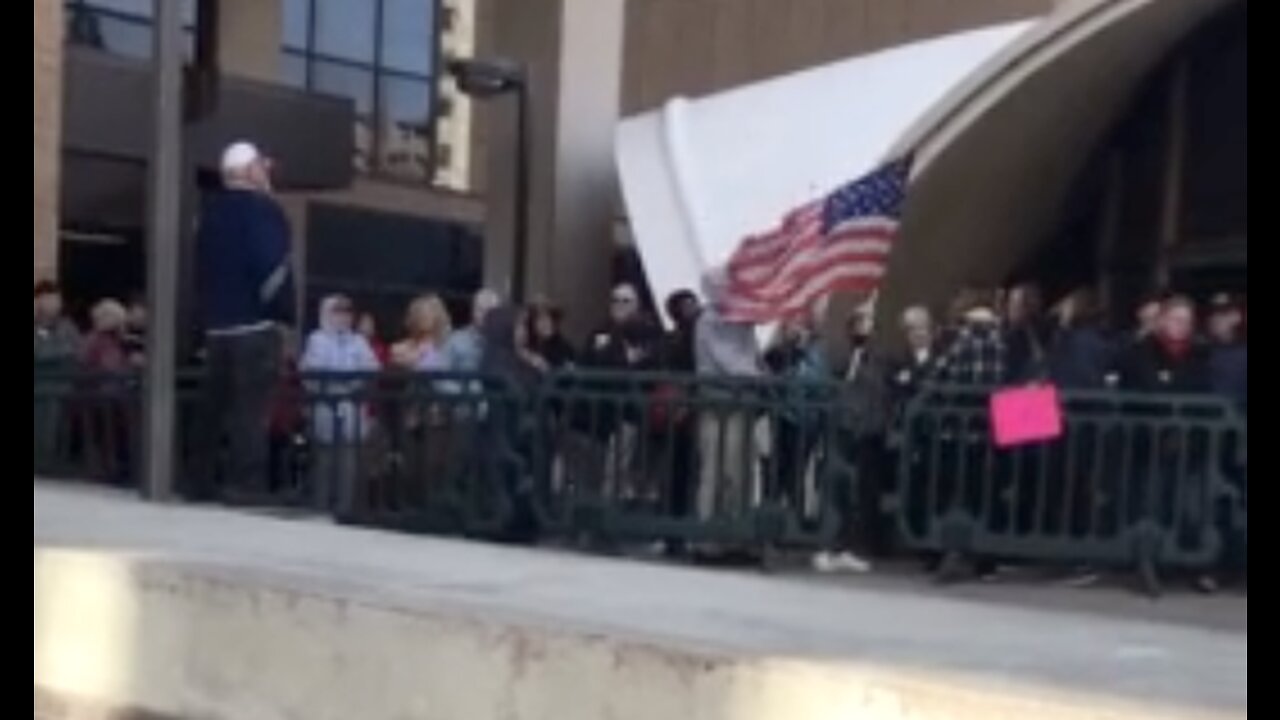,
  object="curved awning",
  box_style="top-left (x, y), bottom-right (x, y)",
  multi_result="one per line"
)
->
top-left (615, 21), bottom-right (1035, 321)
top-left (617, 0), bottom-right (1240, 330)
top-left (879, 0), bottom-right (1239, 319)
